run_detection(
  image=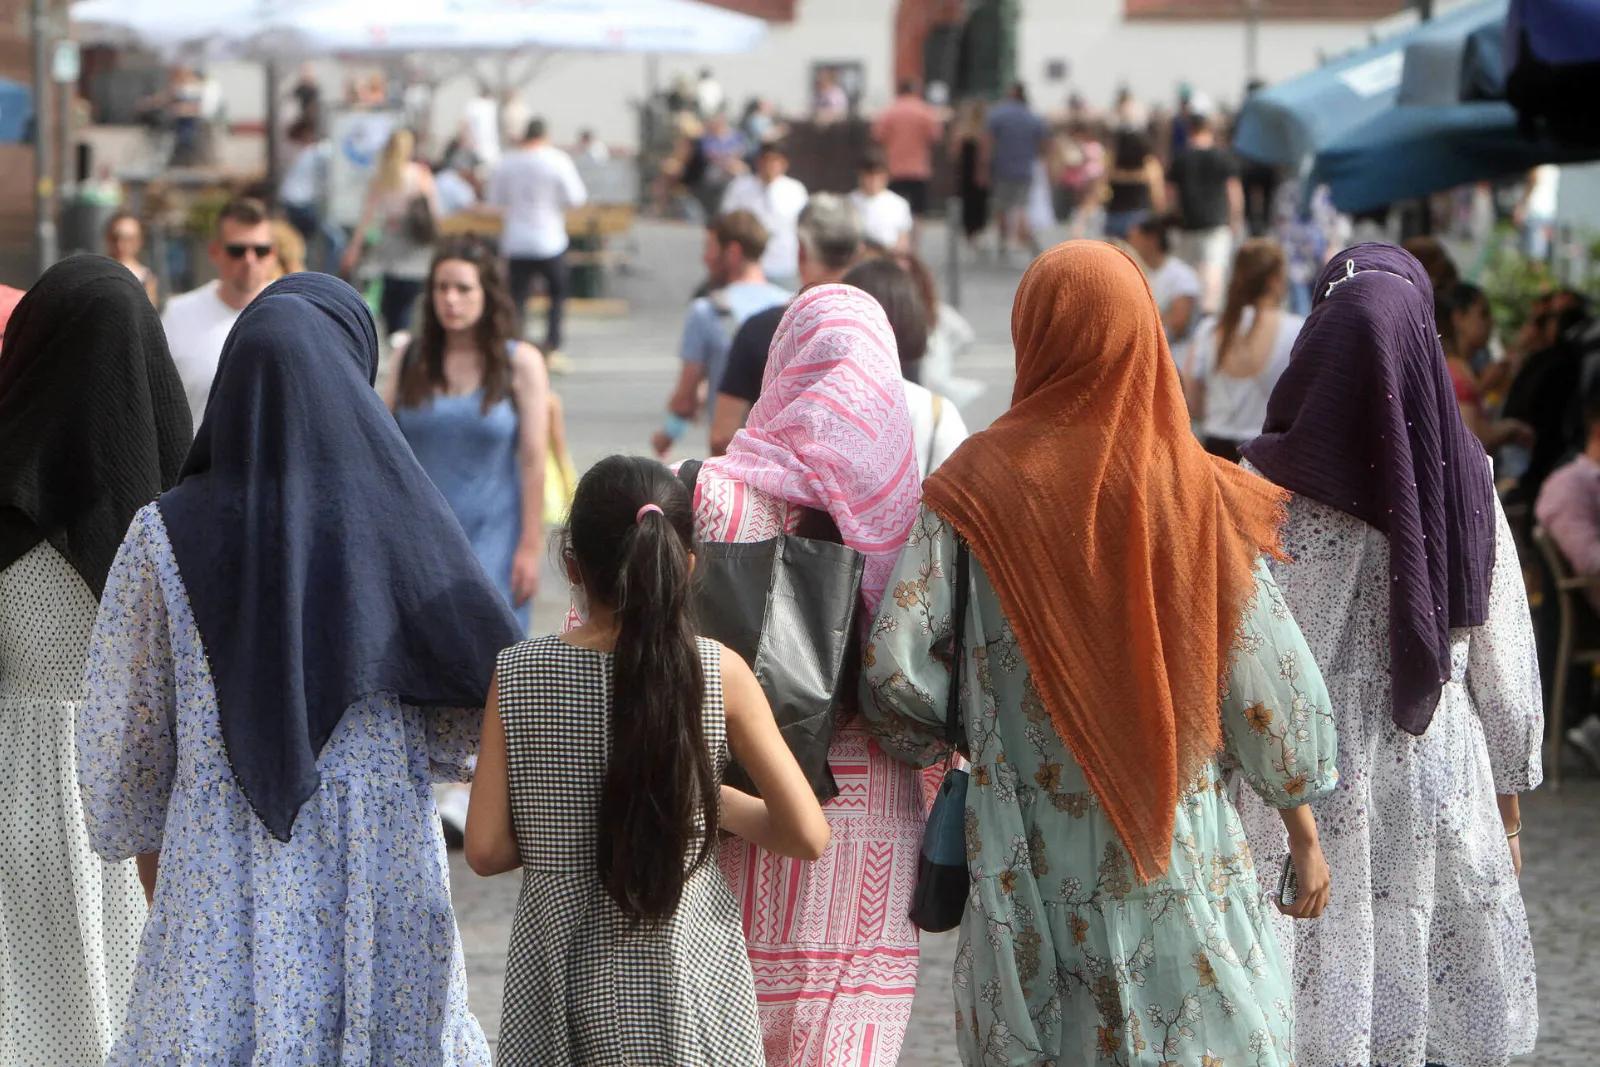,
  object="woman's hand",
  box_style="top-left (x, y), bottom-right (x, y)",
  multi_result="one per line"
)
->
top-left (338, 244), bottom-right (361, 278)
top-left (512, 541), bottom-right (541, 606)
top-left (1279, 834), bottom-right (1331, 919)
